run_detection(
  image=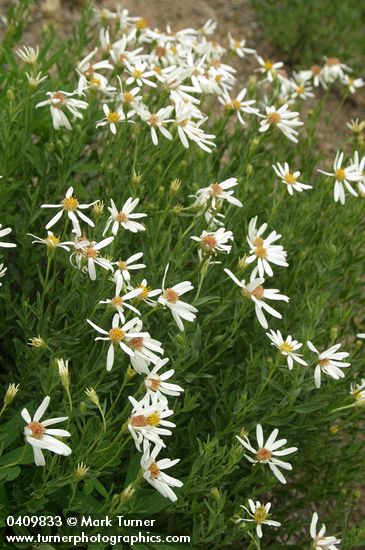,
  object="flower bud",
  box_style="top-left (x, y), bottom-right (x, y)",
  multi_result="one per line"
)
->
top-left (75, 461), bottom-right (89, 481)
top-left (4, 383), bottom-right (19, 407)
top-left (85, 387), bottom-right (100, 407)
top-left (28, 335), bottom-right (46, 348)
